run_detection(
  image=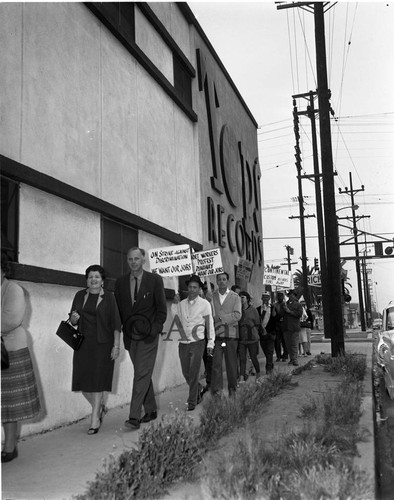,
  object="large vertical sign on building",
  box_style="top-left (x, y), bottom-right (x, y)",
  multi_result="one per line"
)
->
top-left (197, 49), bottom-right (263, 267)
